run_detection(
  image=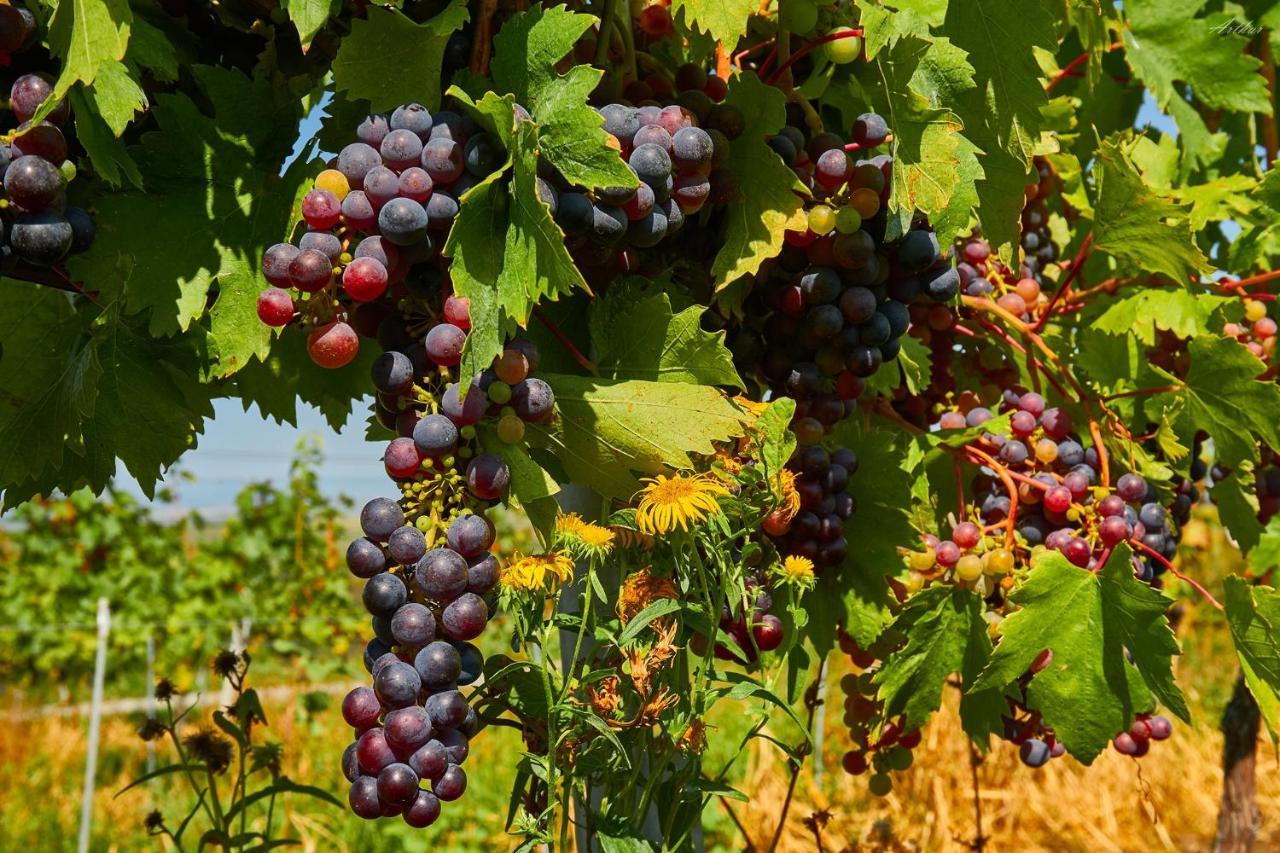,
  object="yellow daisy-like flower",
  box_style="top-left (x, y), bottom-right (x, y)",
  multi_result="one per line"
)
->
top-left (771, 554), bottom-right (817, 591)
top-left (501, 551), bottom-right (576, 593)
top-left (554, 512), bottom-right (615, 559)
top-left (634, 473), bottom-right (728, 535)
